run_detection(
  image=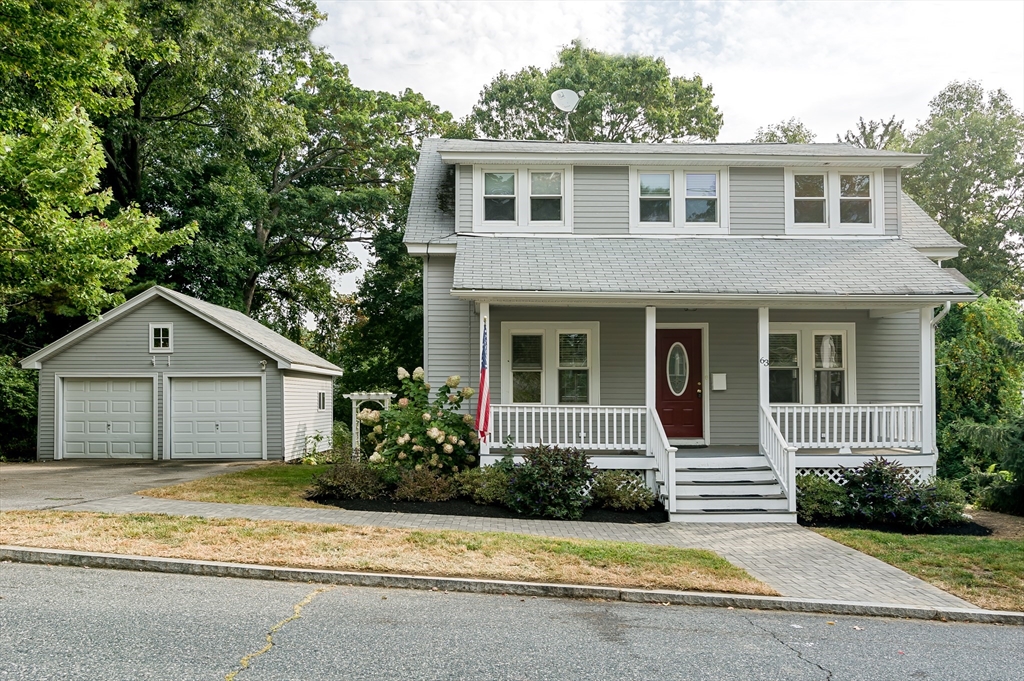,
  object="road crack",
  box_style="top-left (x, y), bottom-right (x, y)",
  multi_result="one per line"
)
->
top-left (742, 614), bottom-right (834, 681)
top-left (225, 584), bottom-right (336, 681)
